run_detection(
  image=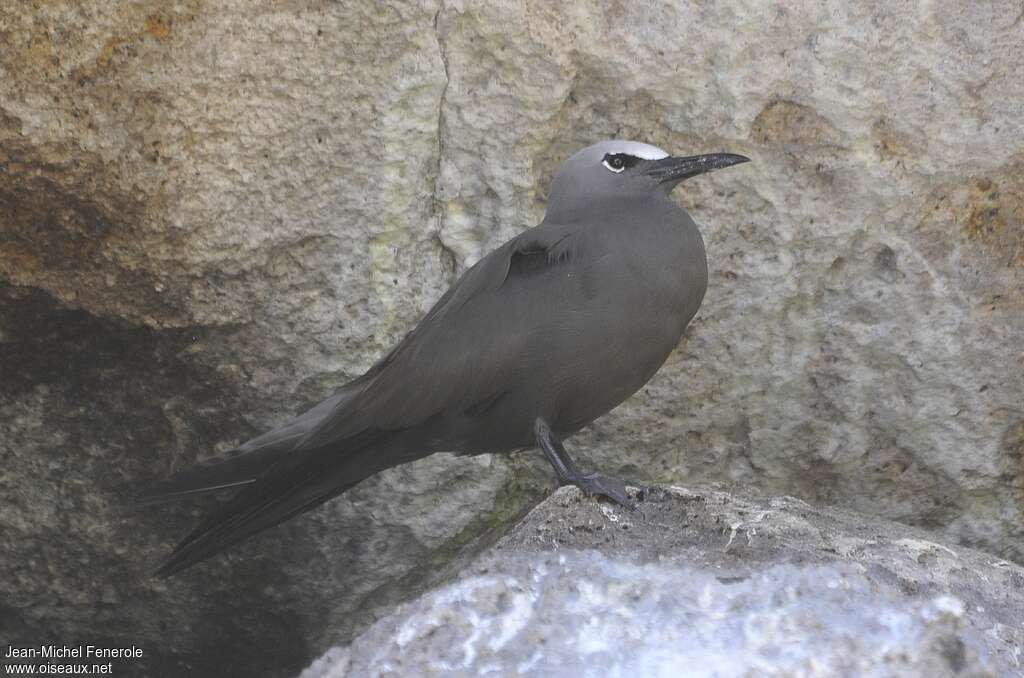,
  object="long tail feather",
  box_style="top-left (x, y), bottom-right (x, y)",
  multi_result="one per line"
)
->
top-left (155, 430), bottom-right (390, 576)
top-left (135, 393), bottom-right (352, 506)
